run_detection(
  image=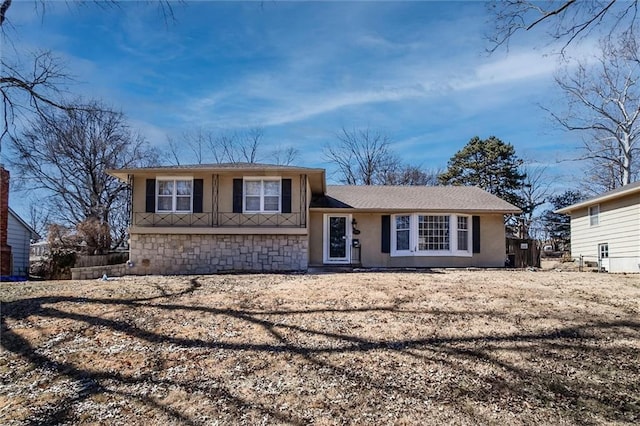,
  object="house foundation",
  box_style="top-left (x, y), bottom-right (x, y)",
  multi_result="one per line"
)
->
top-left (129, 233), bottom-right (308, 275)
